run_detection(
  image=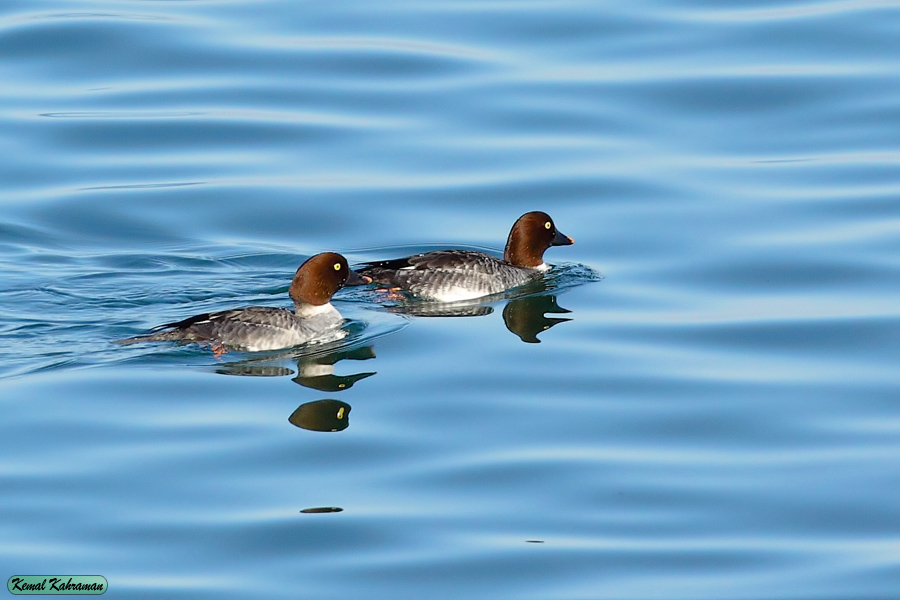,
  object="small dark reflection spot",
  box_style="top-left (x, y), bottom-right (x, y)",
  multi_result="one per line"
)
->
top-left (300, 507), bottom-right (343, 514)
top-left (525, 540), bottom-right (544, 544)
